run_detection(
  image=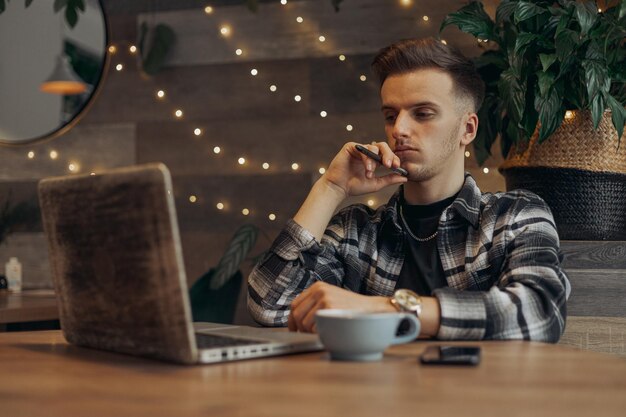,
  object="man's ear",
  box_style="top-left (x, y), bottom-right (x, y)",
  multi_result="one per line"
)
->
top-left (460, 113), bottom-right (478, 147)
